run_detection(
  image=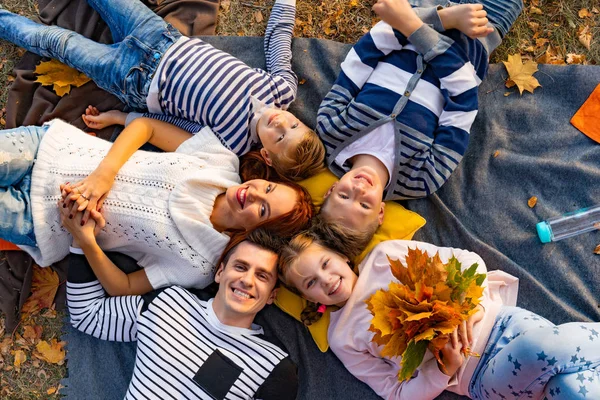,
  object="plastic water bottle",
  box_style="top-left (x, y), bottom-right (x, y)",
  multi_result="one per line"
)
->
top-left (536, 205), bottom-right (600, 243)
